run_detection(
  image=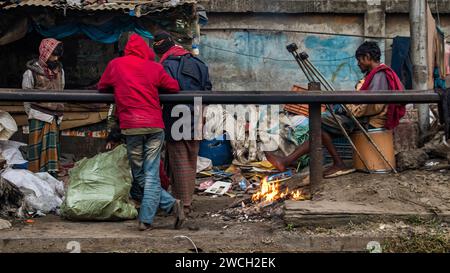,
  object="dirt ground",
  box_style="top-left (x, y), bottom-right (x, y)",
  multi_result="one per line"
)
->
top-left (313, 170), bottom-right (450, 214)
top-left (0, 169), bottom-right (449, 253)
